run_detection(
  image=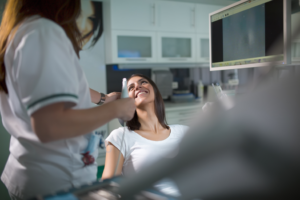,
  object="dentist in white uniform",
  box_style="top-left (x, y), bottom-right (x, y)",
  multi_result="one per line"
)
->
top-left (0, 0), bottom-right (135, 199)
